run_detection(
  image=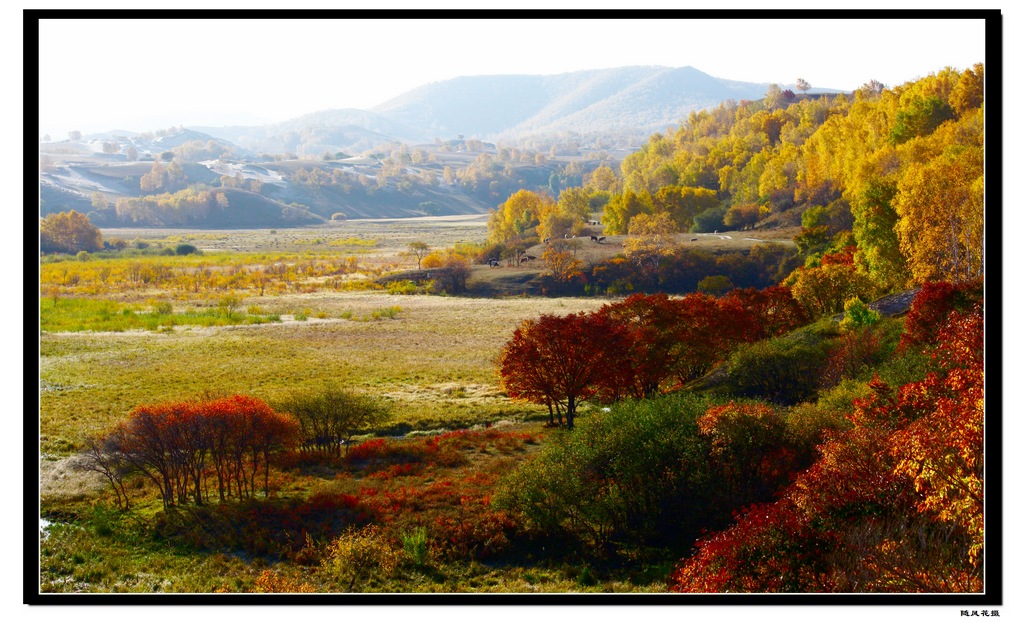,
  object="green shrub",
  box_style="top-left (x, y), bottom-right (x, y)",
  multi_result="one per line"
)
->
top-left (175, 243), bottom-right (201, 256)
top-left (839, 297), bottom-right (880, 332)
top-left (691, 206), bottom-right (728, 233)
top-left (151, 301), bottom-right (173, 315)
top-left (386, 280), bottom-right (420, 295)
top-left (726, 334), bottom-right (831, 405)
top-left (275, 385), bottom-right (393, 459)
top-left (370, 306), bottom-right (402, 320)
top-left (401, 527), bottom-right (431, 566)
top-left (495, 393), bottom-right (715, 552)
